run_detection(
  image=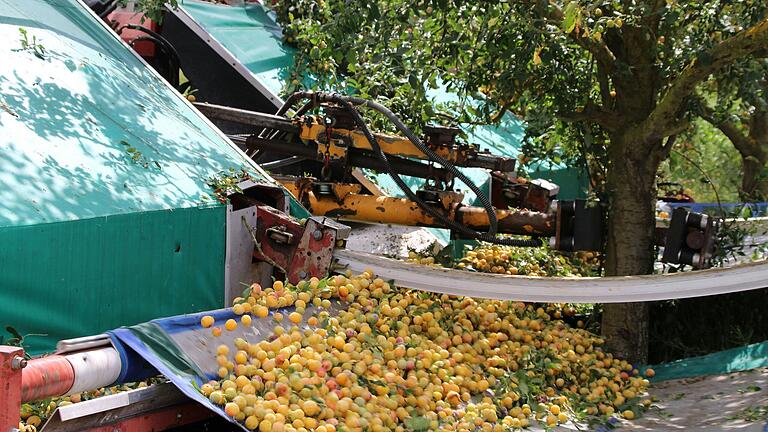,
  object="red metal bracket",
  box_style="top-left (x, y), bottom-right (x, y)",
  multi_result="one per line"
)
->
top-left (1, 346), bottom-right (24, 432)
top-left (247, 206), bottom-right (349, 284)
top-left (66, 401), bottom-right (212, 432)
